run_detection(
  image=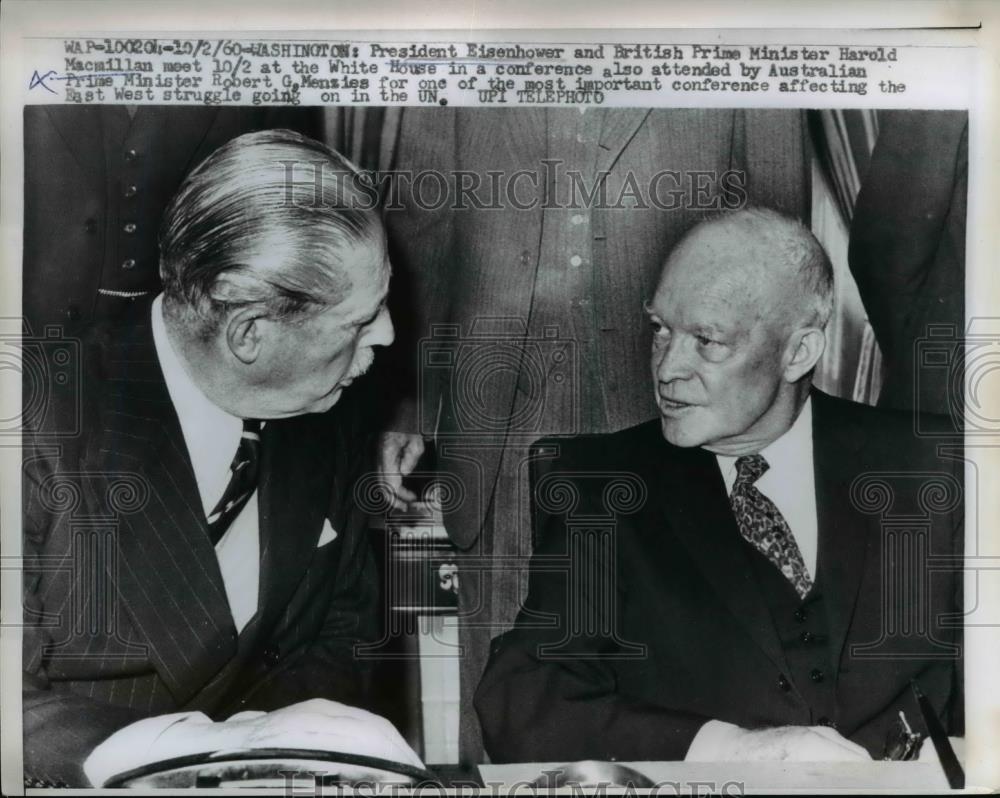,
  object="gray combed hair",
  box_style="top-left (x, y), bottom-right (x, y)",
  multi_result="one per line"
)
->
top-left (159, 128), bottom-right (383, 338)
